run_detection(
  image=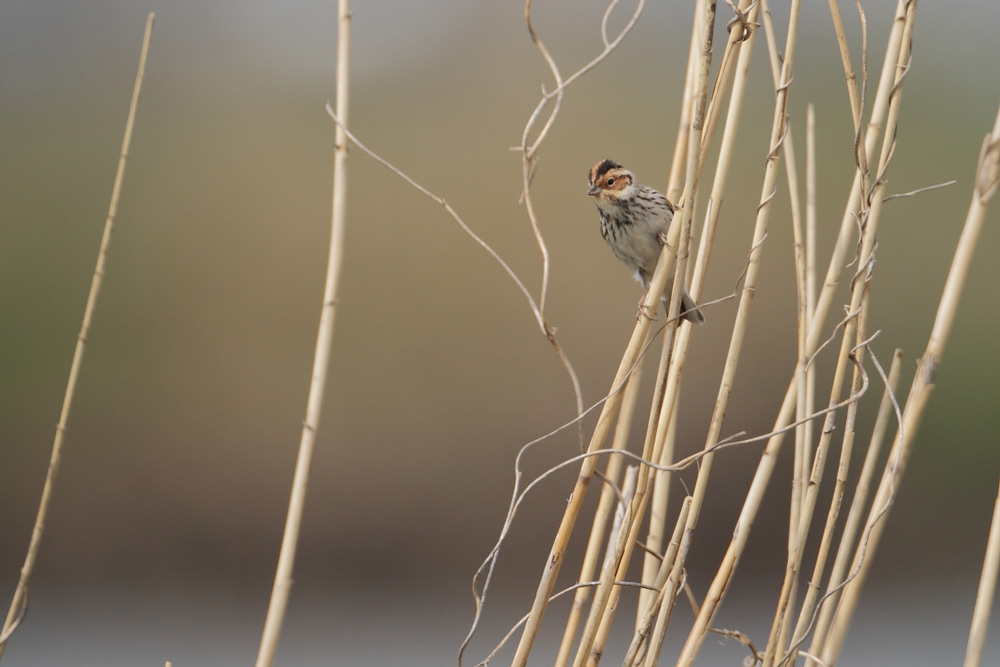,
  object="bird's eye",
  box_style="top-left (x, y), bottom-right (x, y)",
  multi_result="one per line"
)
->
top-left (606, 177), bottom-right (615, 186)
